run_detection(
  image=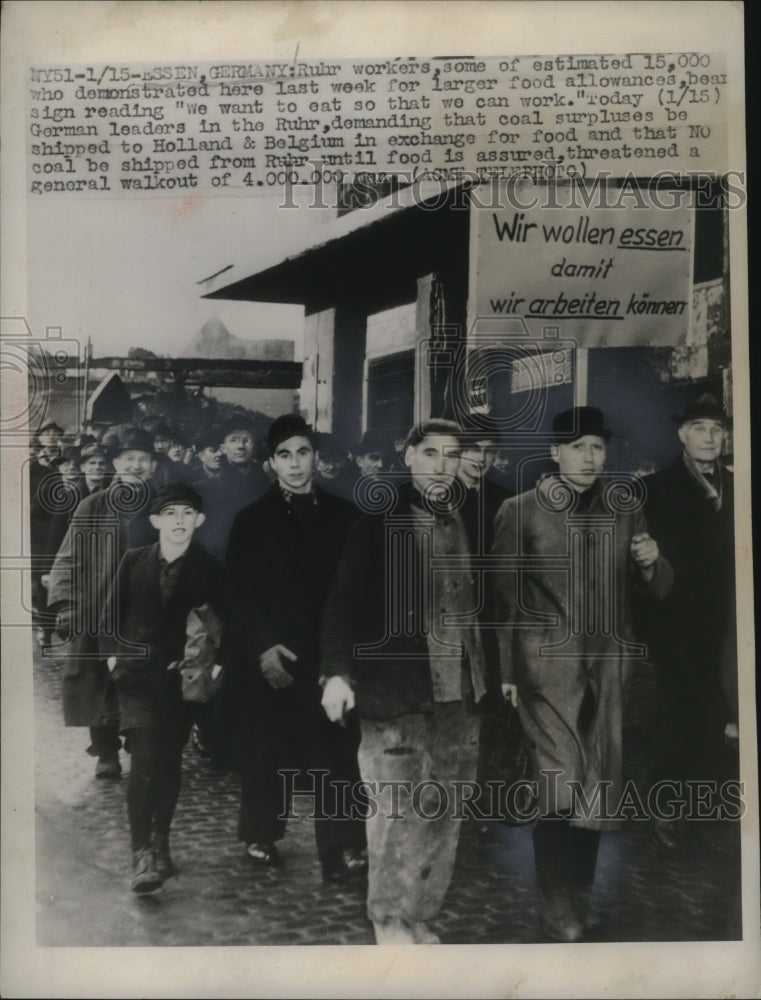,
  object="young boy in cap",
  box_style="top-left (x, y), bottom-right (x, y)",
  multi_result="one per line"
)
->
top-left (102, 481), bottom-right (234, 893)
